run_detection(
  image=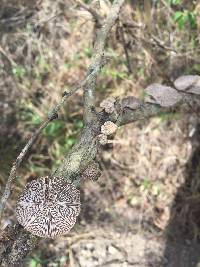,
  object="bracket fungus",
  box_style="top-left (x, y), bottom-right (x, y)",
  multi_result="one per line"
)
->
top-left (100, 97), bottom-right (116, 113)
top-left (121, 96), bottom-right (141, 110)
top-left (145, 83), bottom-right (182, 107)
top-left (15, 176), bottom-right (80, 238)
top-left (101, 121), bottom-right (118, 136)
top-left (81, 161), bottom-right (101, 181)
top-left (174, 75), bottom-right (200, 94)
top-left (98, 133), bottom-right (108, 145)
